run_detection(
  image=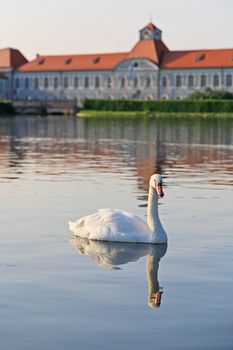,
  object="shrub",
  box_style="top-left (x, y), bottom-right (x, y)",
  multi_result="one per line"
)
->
top-left (84, 99), bottom-right (233, 113)
top-left (186, 88), bottom-right (233, 100)
top-left (0, 100), bottom-right (15, 114)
